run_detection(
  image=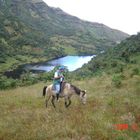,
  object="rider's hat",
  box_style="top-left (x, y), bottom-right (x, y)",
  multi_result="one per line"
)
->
top-left (58, 66), bottom-right (65, 71)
